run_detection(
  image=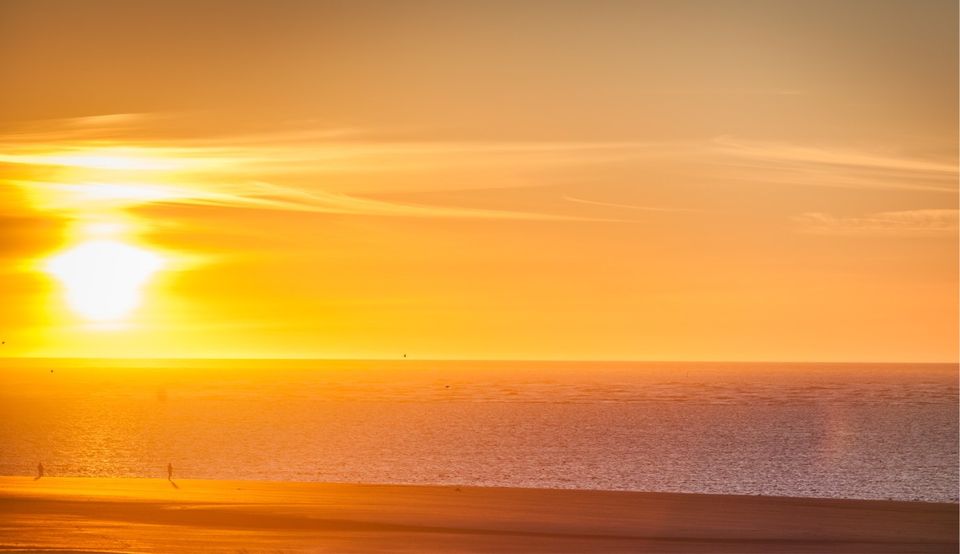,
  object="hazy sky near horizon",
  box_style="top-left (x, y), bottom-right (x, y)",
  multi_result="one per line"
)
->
top-left (0, 0), bottom-right (957, 361)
